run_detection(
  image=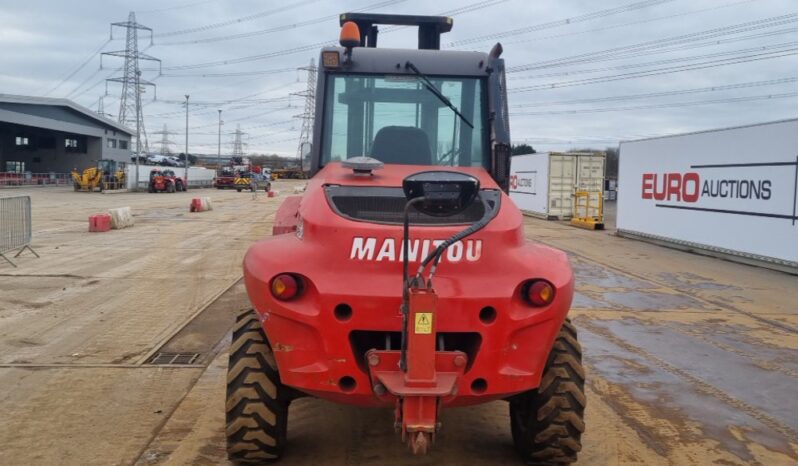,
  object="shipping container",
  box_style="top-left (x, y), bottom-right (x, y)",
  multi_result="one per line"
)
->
top-left (509, 152), bottom-right (605, 219)
top-left (617, 118), bottom-right (798, 273)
